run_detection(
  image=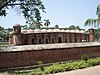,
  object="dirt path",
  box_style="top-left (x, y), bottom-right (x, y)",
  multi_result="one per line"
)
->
top-left (49, 65), bottom-right (100, 75)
